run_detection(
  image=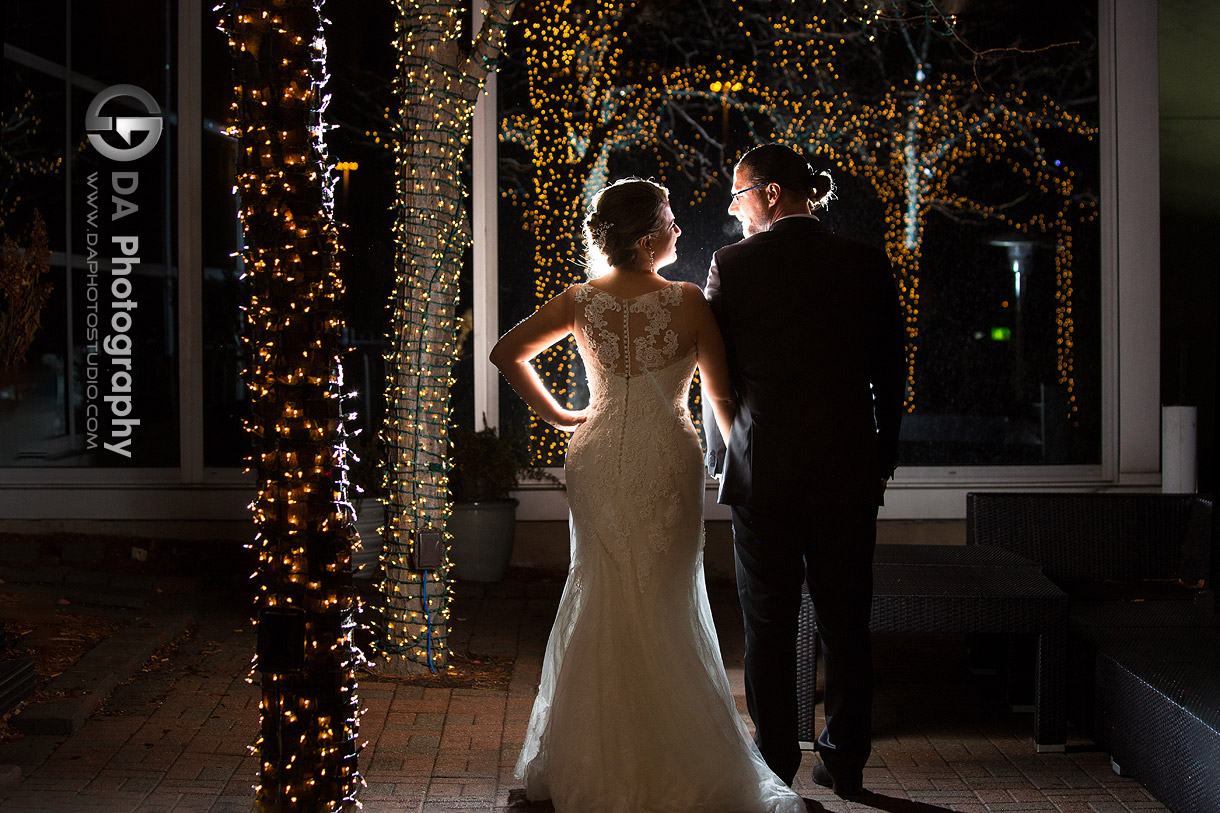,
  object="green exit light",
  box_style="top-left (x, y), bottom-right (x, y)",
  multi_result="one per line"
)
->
top-left (991, 327), bottom-right (1012, 341)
